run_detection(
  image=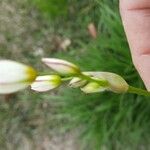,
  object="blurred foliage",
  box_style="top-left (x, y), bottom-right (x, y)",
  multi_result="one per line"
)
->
top-left (52, 0), bottom-right (150, 149)
top-left (31, 0), bottom-right (68, 18)
top-left (0, 0), bottom-right (150, 149)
